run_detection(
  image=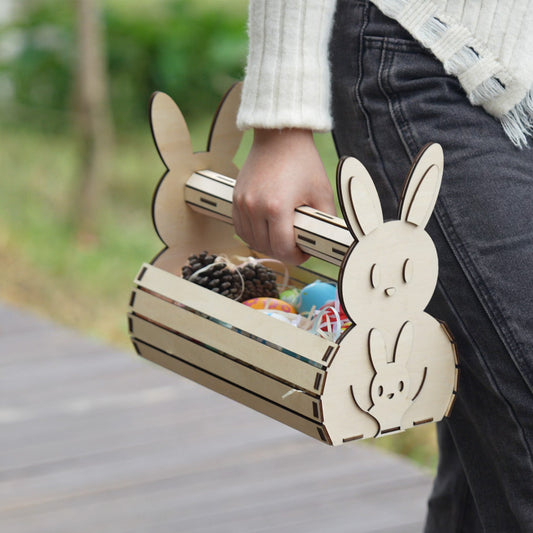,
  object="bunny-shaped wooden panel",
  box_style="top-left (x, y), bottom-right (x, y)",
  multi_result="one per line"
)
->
top-left (321, 144), bottom-right (458, 443)
top-left (149, 82), bottom-right (252, 272)
top-left (129, 86), bottom-right (458, 446)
